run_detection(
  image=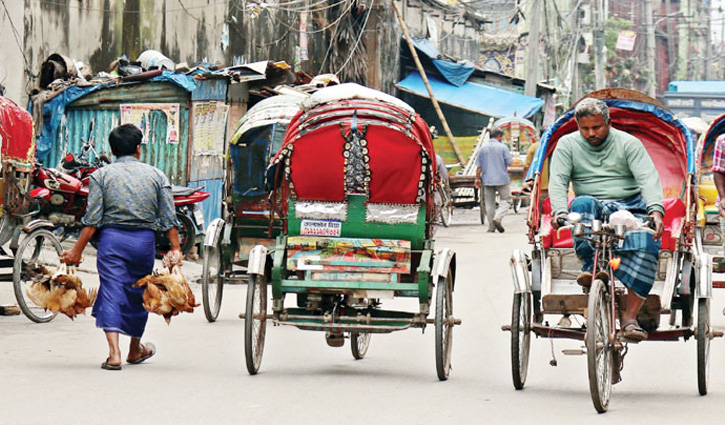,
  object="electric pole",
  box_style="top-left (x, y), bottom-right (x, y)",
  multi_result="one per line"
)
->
top-left (593, 0), bottom-right (606, 89)
top-left (525, 0), bottom-right (541, 97)
top-left (645, 0), bottom-right (657, 97)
